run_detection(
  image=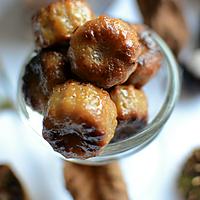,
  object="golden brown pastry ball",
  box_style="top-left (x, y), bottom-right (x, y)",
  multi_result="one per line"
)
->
top-left (22, 49), bottom-right (69, 113)
top-left (68, 16), bottom-right (141, 89)
top-left (42, 80), bottom-right (117, 159)
top-left (126, 24), bottom-right (163, 88)
top-left (110, 85), bottom-right (148, 141)
top-left (32, 0), bottom-right (95, 48)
